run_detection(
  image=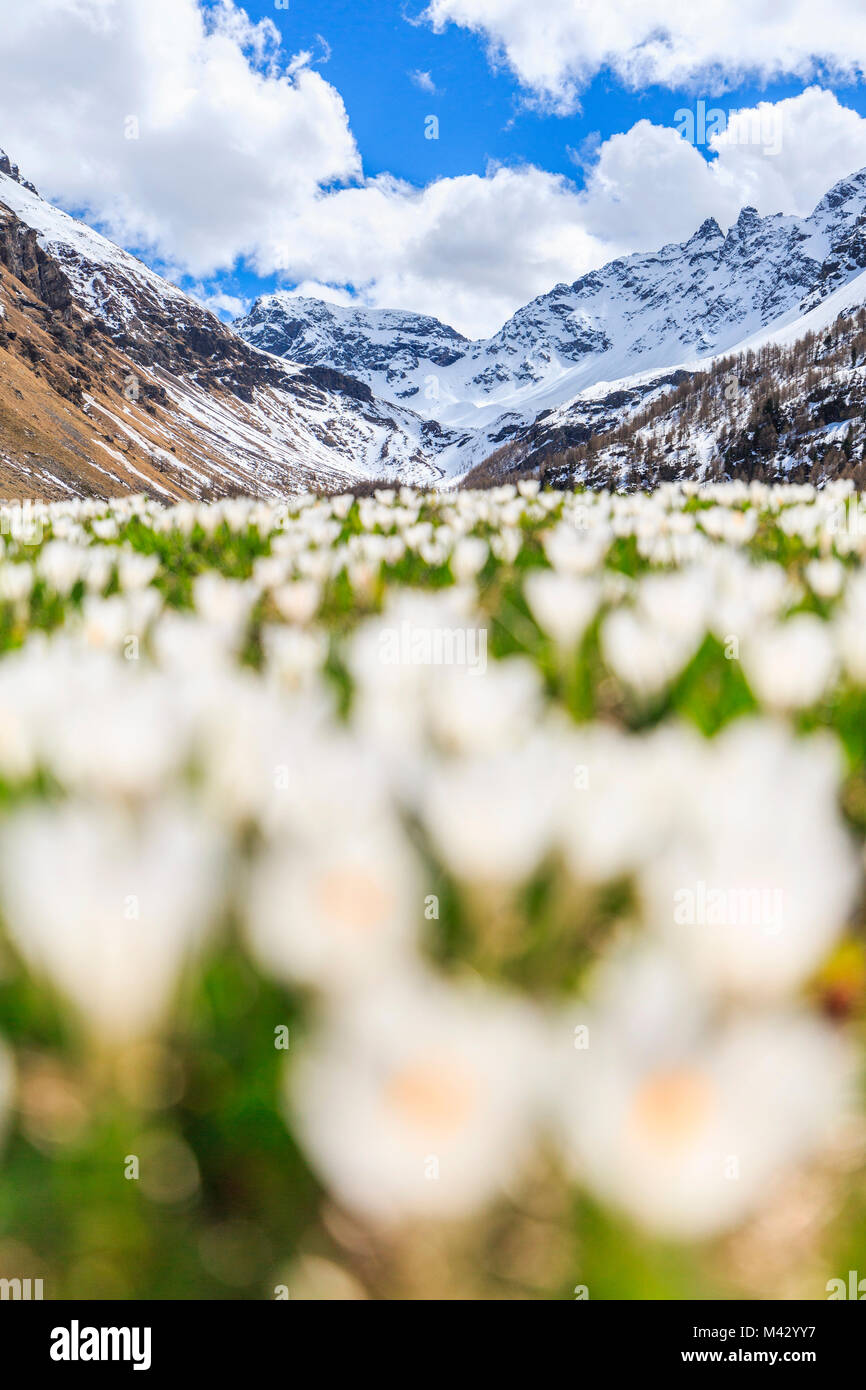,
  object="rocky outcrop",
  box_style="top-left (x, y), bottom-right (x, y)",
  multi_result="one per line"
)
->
top-left (0, 148), bottom-right (38, 195)
top-left (0, 206), bottom-right (72, 316)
